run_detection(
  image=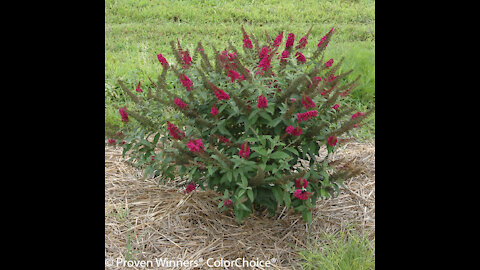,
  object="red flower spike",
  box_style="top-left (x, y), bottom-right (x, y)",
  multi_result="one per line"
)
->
top-left (211, 104), bottom-right (219, 116)
top-left (272, 32), bottom-right (283, 47)
top-left (259, 46), bottom-right (270, 59)
top-left (295, 52), bottom-right (306, 63)
top-left (352, 112), bottom-right (366, 128)
top-left (308, 76), bottom-right (322, 89)
top-left (295, 178), bottom-right (308, 189)
top-left (187, 139), bottom-right (204, 153)
top-left (257, 95), bottom-right (268, 109)
top-left (179, 74), bottom-right (193, 91)
top-left (256, 55), bottom-right (272, 75)
top-left (280, 50), bottom-right (289, 63)
top-left (327, 136), bottom-right (337, 146)
top-left (211, 84), bottom-right (230, 101)
top-left (325, 58), bottom-right (334, 68)
top-left (317, 27), bottom-right (334, 48)
top-left (301, 96), bottom-right (316, 109)
top-left (352, 112), bottom-right (366, 120)
top-left (294, 189), bottom-right (312, 200)
top-left (185, 182), bottom-right (197, 194)
top-left (157, 53), bottom-right (169, 68)
top-left (295, 36), bottom-right (308, 49)
top-left (135, 81), bottom-right (143, 93)
top-left (239, 142), bottom-right (250, 159)
top-left (213, 134), bottom-right (230, 144)
top-left (180, 51), bottom-right (193, 69)
top-left (297, 110), bottom-right (318, 123)
top-left (119, 107), bottom-right (129, 122)
top-left (227, 69), bottom-right (242, 82)
top-left (167, 121), bottom-right (185, 140)
top-left (286, 125), bottom-right (302, 136)
top-left (174, 98), bottom-right (188, 109)
top-left (285, 33), bottom-right (295, 49)
top-left (243, 34), bottom-right (253, 49)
